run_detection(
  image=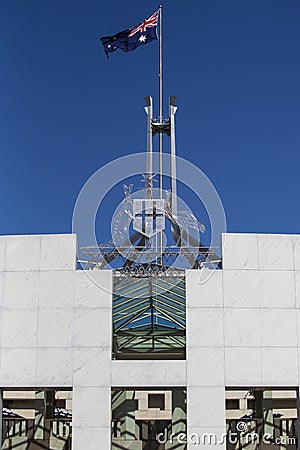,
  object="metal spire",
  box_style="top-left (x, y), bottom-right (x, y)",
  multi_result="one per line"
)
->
top-left (159, 5), bottom-right (163, 199)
